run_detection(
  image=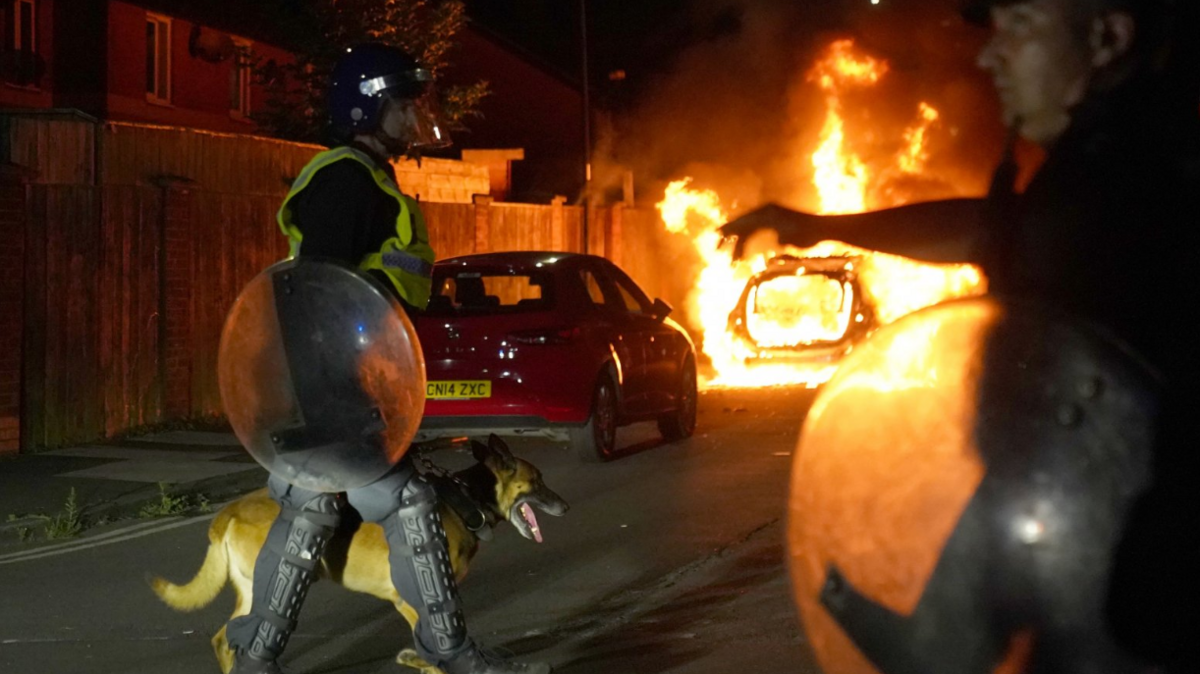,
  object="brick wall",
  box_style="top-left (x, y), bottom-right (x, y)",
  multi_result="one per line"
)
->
top-left (0, 179), bottom-right (26, 455)
top-left (394, 157), bottom-right (491, 204)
